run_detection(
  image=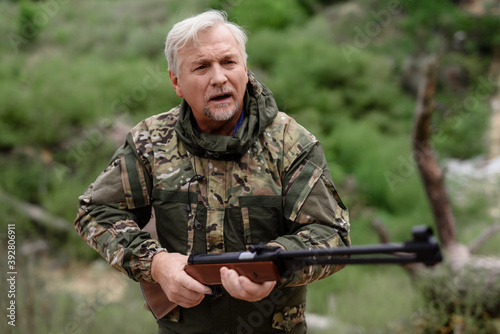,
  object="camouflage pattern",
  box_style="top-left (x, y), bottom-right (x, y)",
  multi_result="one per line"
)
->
top-left (272, 303), bottom-right (306, 331)
top-left (186, 202), bottom-right (196, 255)
top-left (241, 206), bottom-right (251, 247)
top-left (74, 71), bottom-right (350, 332)
top-left (75, 178), bottom-right (164, 283)
top-left (75, 149), bottom-right (164, 282)
top-left (129, 105), bottom-right (350, 256)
